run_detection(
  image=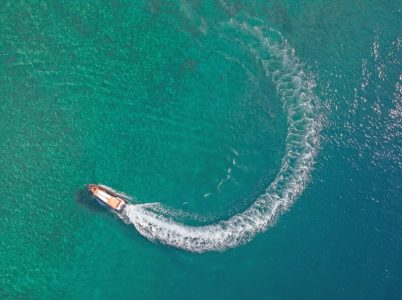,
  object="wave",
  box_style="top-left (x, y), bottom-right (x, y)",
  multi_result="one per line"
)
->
top-left (120, 19), bottom-right (322, 252)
